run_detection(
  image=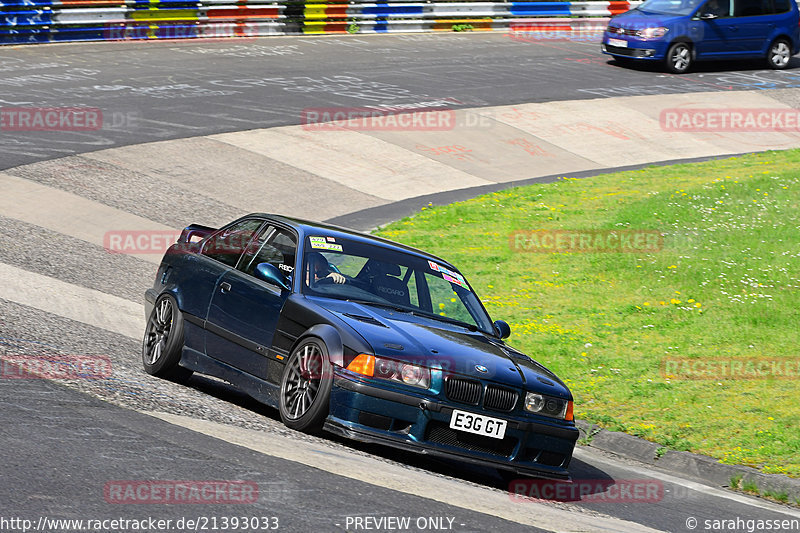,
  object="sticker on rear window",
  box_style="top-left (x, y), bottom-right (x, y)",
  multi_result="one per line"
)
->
top-left (309, 236), bottom-right (343, 252)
